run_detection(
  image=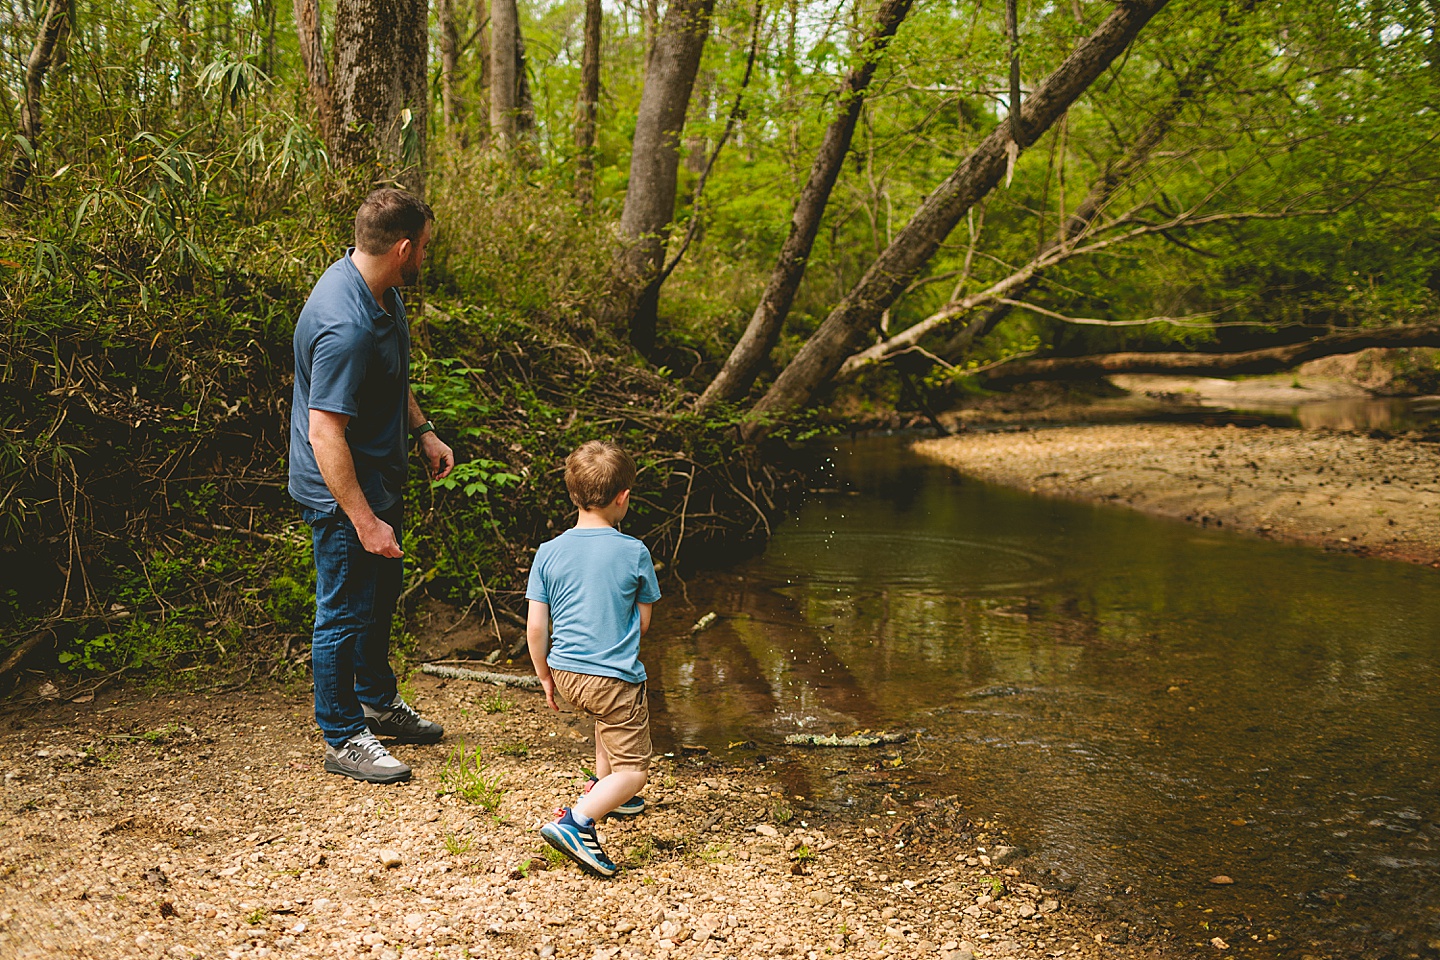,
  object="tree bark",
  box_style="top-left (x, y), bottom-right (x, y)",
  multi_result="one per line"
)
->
top-left (4, 0), bottom-right (70, 205)
top-left (935, 0), bottom-right (1252, 364)
top-left (439, 0), bottom-right (464, 131)
top-left (694, 0), bottom-right (914, 411)
top-left (575, 0), bottom-right (602, 205)
top-left (293, 0), bottom-right (335, 149)
top-left (744, 0), bottom-right (1172, 436)
top-left (975, 324), bottom-right (1440, 386)
top-left (490, 0), bottom-right (520, 145)
top-left (320, 0), bottom-right (430, 194)
top-left (616, 0), bottom-right (716, 354)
